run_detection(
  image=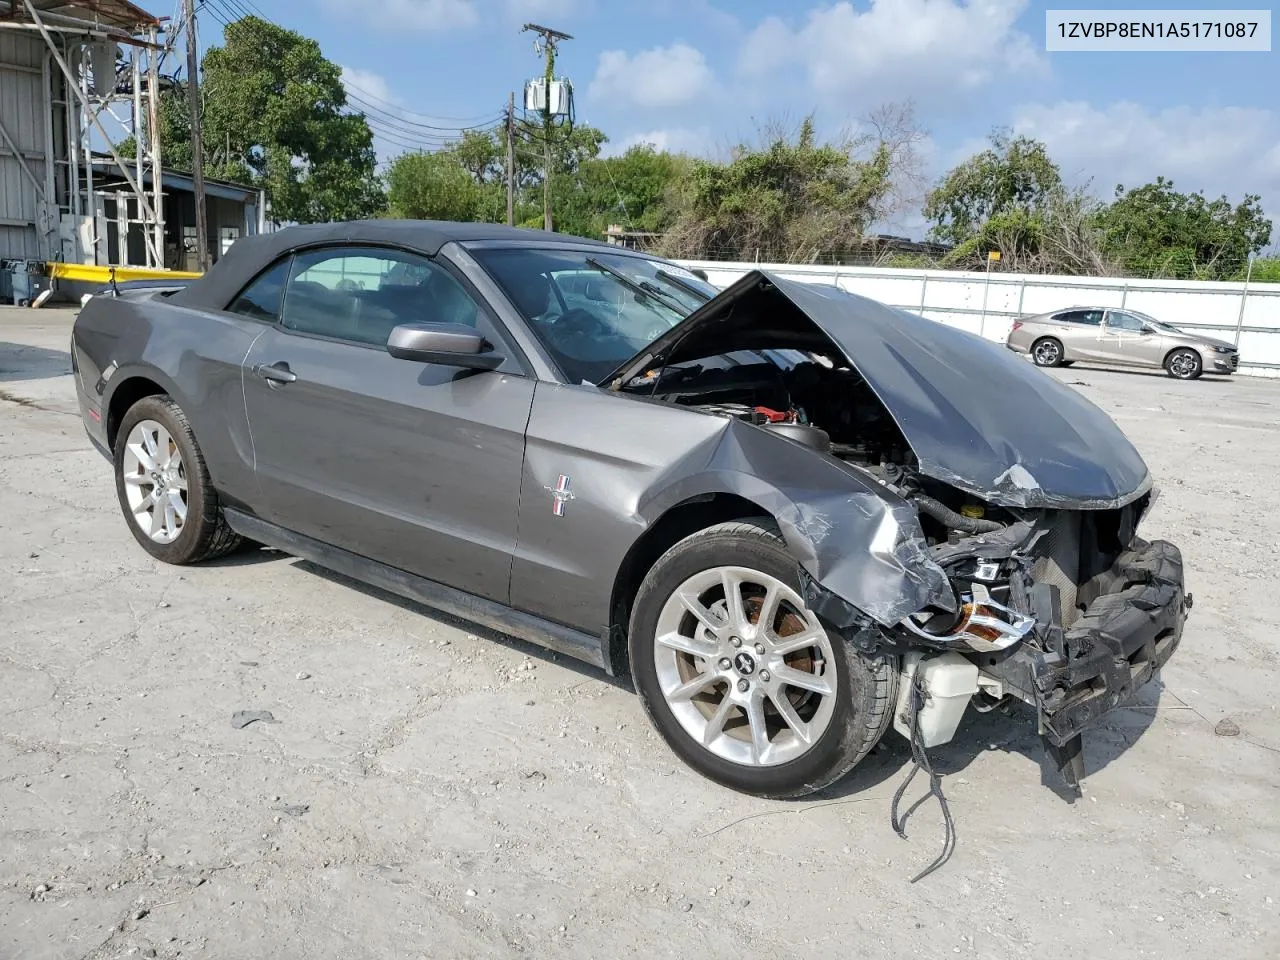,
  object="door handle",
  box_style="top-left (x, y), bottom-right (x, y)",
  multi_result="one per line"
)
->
top-left (253, 361), bottom-right (296, 384)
